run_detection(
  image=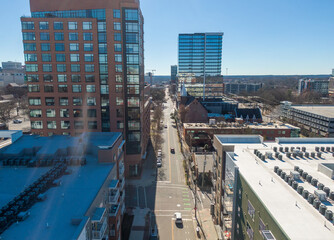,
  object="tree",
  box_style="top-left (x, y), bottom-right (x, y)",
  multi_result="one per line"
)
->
top-left (0, 101), bottom-right (15, 127)
top-left (151, 88), bottom-right (165, 102)
top-left (178, 105), bottom-right (188, 123)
